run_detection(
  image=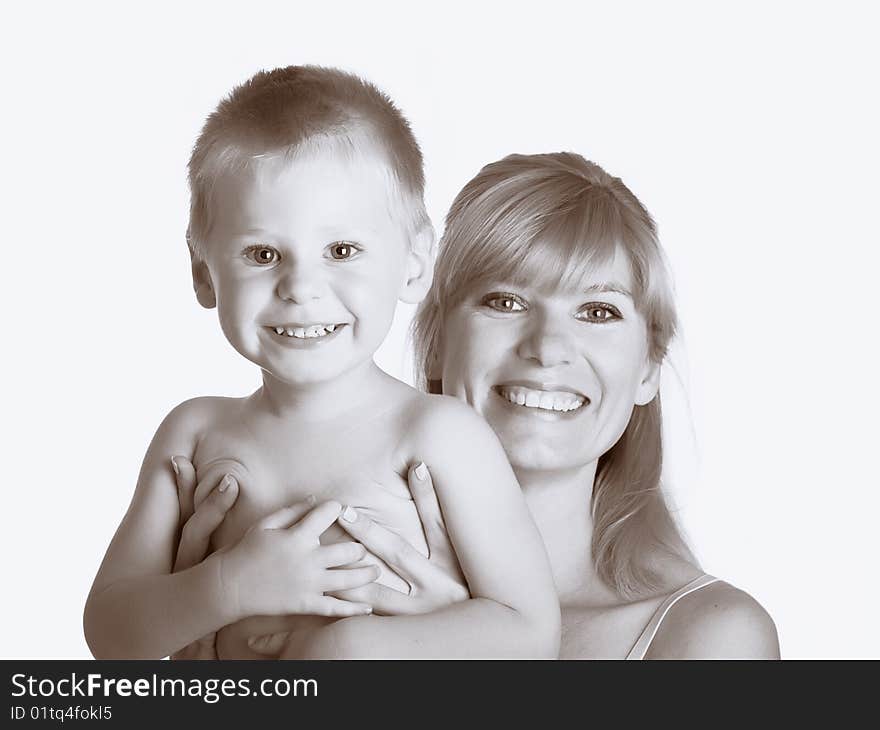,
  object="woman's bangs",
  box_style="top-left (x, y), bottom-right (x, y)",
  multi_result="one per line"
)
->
top-left (499, 193), bottom-right (626, 293)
